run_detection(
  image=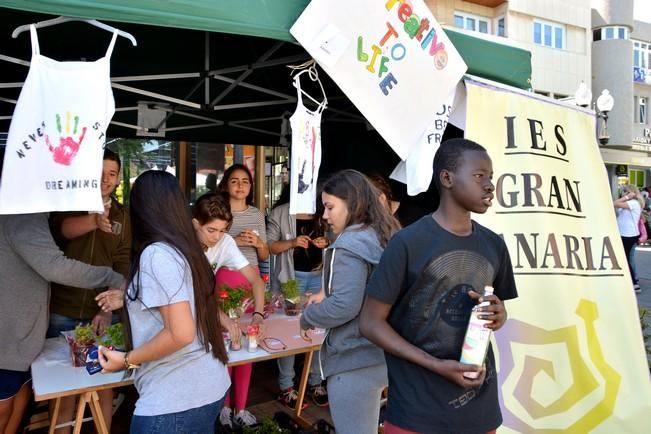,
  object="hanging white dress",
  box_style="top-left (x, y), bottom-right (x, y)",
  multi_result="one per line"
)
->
top-left (0, 25), bottom-right (117, 214)
top-left (289, 71), bottom-right (327, 215)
